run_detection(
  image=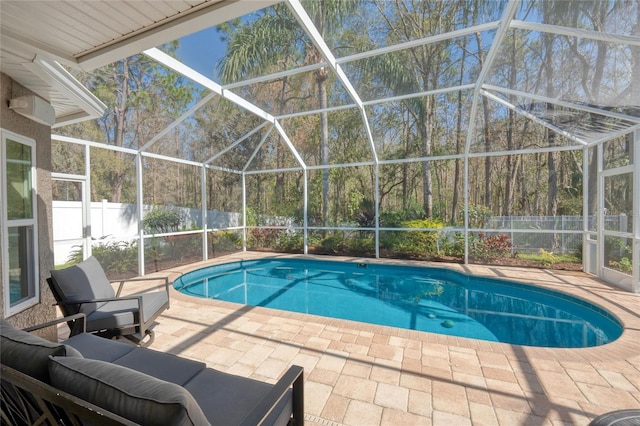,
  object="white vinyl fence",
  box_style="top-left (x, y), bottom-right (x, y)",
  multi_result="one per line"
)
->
top-left (52, 200), bottom-right (240, 264)
top-left (53, 200), bottom-right (629, 263)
